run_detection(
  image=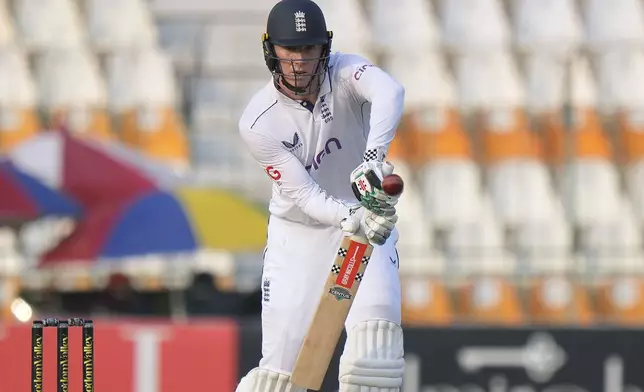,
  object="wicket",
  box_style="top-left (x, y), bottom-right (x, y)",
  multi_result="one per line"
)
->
top-left (31, 318), bottom-right (94, 392)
